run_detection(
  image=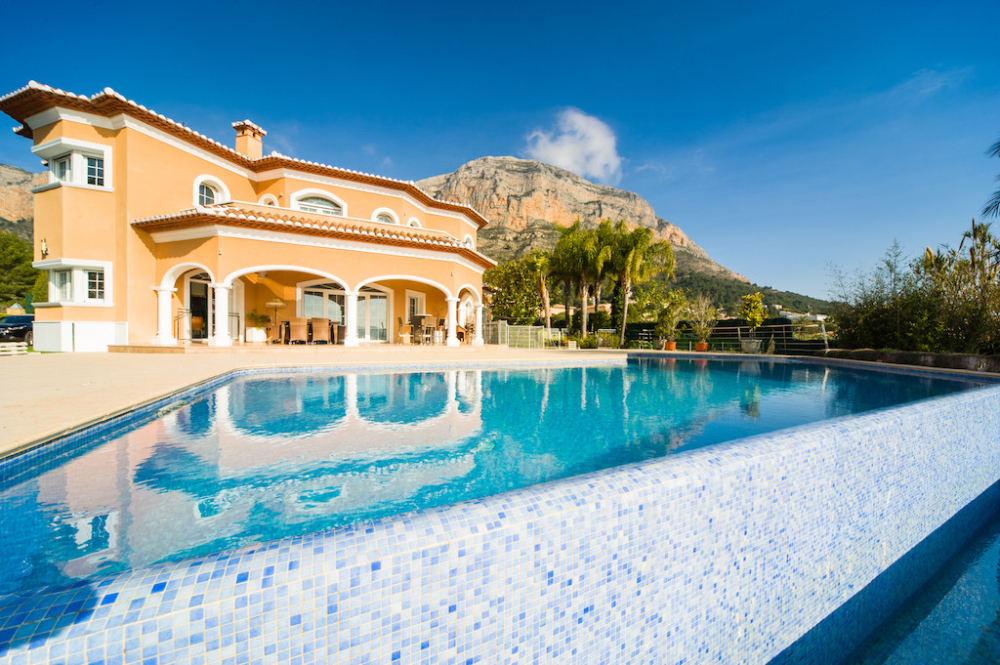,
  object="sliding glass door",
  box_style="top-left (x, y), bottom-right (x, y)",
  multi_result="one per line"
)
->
top-left (301, 283), bottom-right (388, 342)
